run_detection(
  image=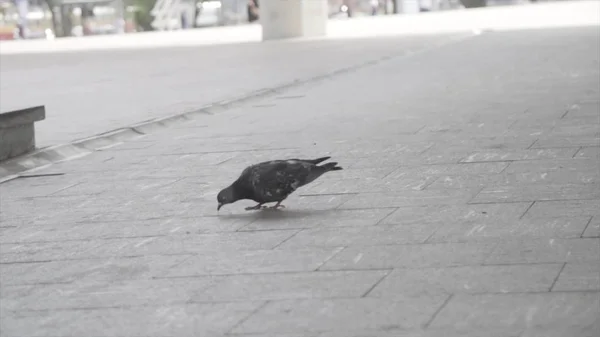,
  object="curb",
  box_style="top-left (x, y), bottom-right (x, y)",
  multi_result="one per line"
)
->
top-left (0, 33), bottom-right (477, 184)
